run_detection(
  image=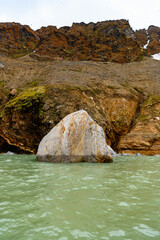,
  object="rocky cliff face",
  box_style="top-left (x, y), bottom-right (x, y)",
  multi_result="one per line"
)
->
top-left (135, 25), bottom-right (160, 56)
top-left (0, 20), bottom-right (160, 63)
top-left (0, 20), bottom-right (160, 155)
top-left (0, 84), bottom-right (140, 154)
top-left (0, 55), bottom-right (159, 155)
top-left (0, 22), bottom-right (39, 57)
top-left (32, 19), bottom-right (142, 63)
top-left (117, 95), bottom-right (160, 155)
